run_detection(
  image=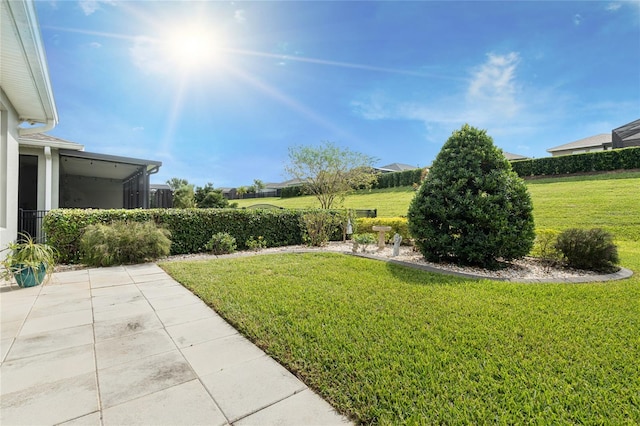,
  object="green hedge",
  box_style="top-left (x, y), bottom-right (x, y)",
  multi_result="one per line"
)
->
top-left (43, 208), bottom-right (347, 264)
top-left (280, 185), bottom-right (305, 198)
top-left (511, 147), bottom-right (640, 177)
top-left (374, 168), bottom-right (424, 189)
